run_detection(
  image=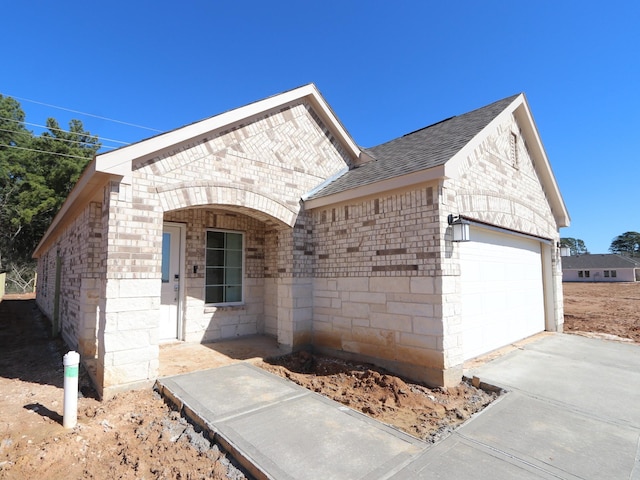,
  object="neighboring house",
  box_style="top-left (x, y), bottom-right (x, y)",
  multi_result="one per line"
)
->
top-left (562, 254), bottom-right (640, 282)
top-left (33, 84), bottom-right (570, 397)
